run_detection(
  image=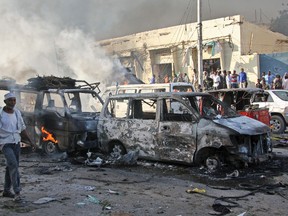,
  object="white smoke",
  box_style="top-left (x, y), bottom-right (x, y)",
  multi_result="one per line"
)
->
top-left (0, 0), bottom-right (125, 85)
top-left (0, 0), bottom-right (281, 85)
top-left (55, 29), bottom-right (117, 83)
